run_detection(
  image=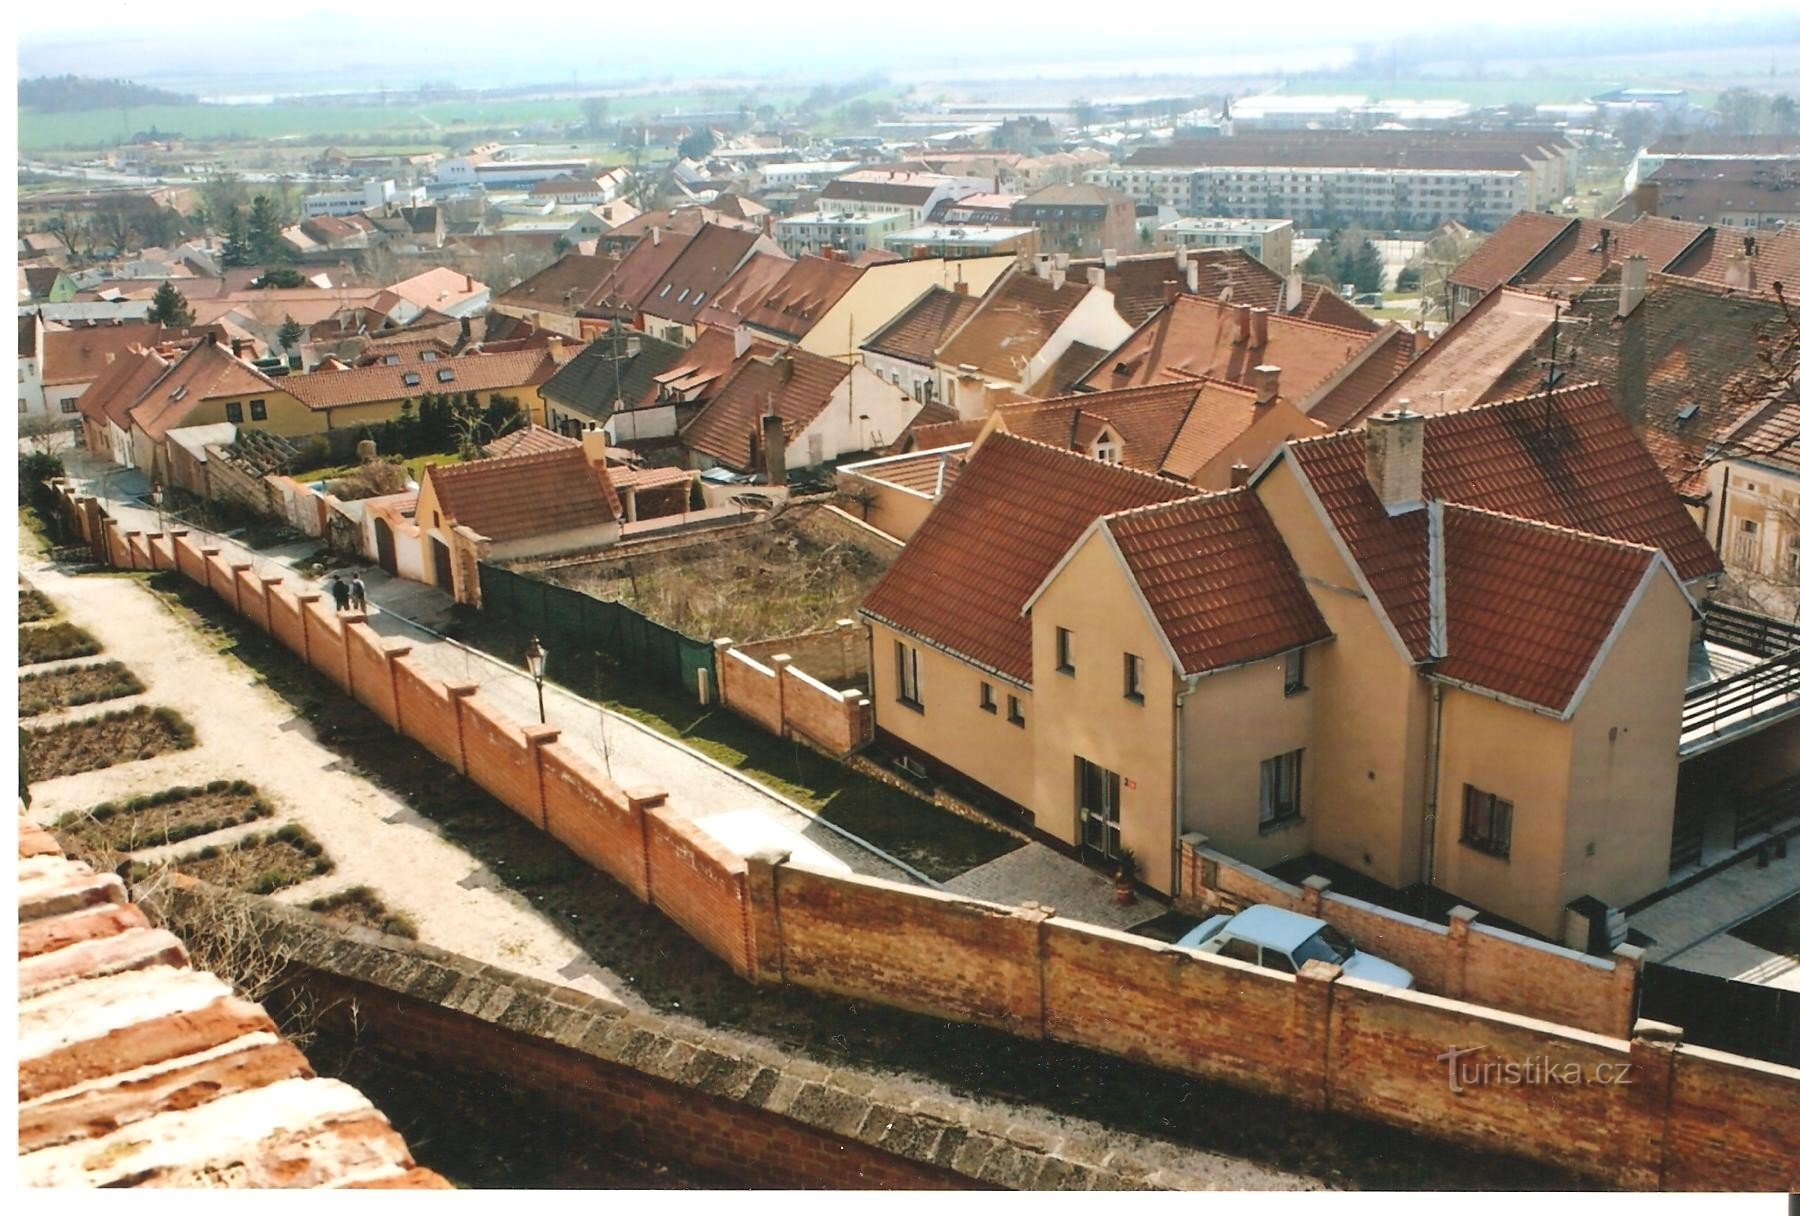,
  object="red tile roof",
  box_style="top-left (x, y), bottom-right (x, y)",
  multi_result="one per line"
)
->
top-left (285, 348), bottom-right (562, 410)
top-left (842, 446), bottom-right (969, 496)
top-left (900, 416), bottom-right (985, 452)
top-left (1434, 505), bottom-right (1658, 713)
top-left (937, 267), bottom-right (1096, 384)
top-left (1097, 491), bottom-right (1330, 674)
top-left (1292, 282), bottom-right (1380, 333)
top-left (128, 341), bottom-right (282, 440)
top-left (680, 347), bottom-right (849, 472)
top-left (1303, 325), bottom-right (1420, 431)
top-left (481, 423), bottom-right (580, 458)
top-left (738, 255), bottom-right (864, 341)
top-left (693, 251), bottom-right (795, 331)
top-left (1279, 382), bottom-right (1718, 666)
top-left (861, 285), bottom-right (980, 366)
top-left (1079, 295), bottom-right (1378, 401)
top-left (494, 254), bottom-right (622, 314)
top-left (1661, 225), bottom-right (1800, 298)
top-left (426, 447), bottom-right (620, 540)
top-left (17, 819), bottom-right (447, 1189)
top-left (860, 433), bottom-right (1195, 683)
top-left (1362, 288), bottom-right (1561, 421)
top-left (994, 381), bottom-right (1208, 476)
top-left (41, 322), bottom-right (163, 386)
top-left (586, 229), bottom-right (696, 317)
top-left (1514, 216), bottom-right (1708, 294)
top-left (1447, 212), bottom-right (1575, 293)
top-left (652, 327), bottom-right (777, 400)
top-left (638, 223), bottom-right (766, 327)
top-left (1070, 250), bottom-right (1283, 327)
top-left (78, 344), bottom-right (172, 429)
